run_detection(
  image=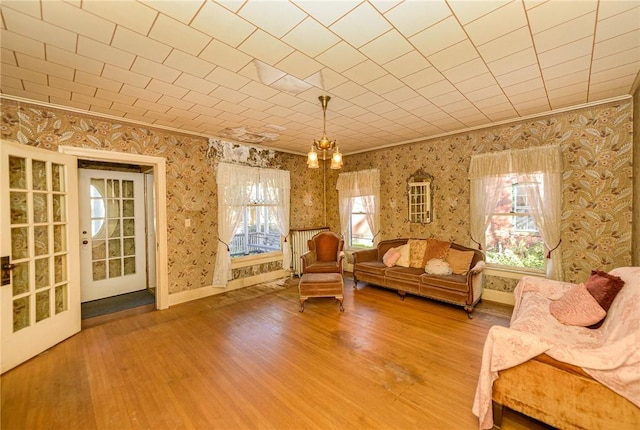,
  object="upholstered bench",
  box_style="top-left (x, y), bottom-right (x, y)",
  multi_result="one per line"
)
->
top-left (298, 273), bottom-right (344, 312)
